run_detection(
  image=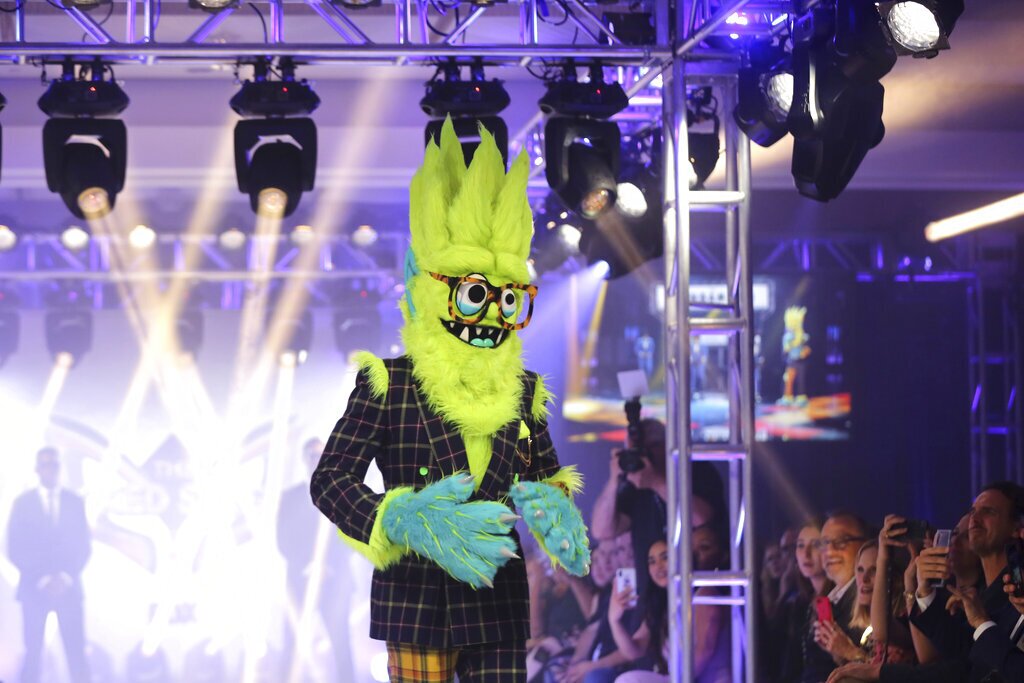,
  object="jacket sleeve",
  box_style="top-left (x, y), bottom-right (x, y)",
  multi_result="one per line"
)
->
top-left (969, 619), bottom-right (1024, 681)
top-left (910, 588), bottom-right (973, 660)
top-left (310, 366), bottom-right (410, 570)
